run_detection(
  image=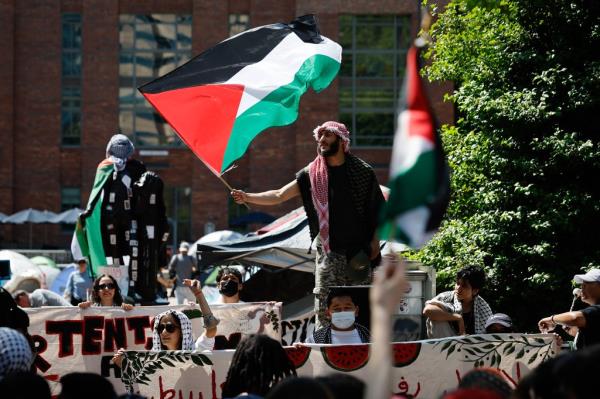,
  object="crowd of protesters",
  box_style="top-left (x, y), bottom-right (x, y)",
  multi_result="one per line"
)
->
top-left (2, 254), bottom-right (600, 398)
